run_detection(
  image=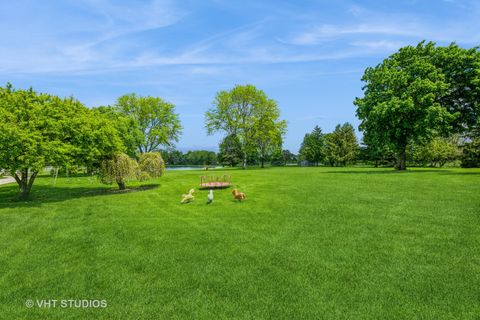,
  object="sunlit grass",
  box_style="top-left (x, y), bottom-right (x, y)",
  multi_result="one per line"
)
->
top-left (0, 167), bottom-right (479, 319)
